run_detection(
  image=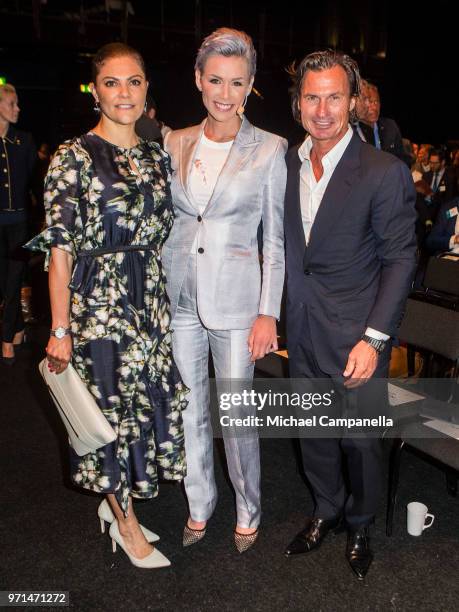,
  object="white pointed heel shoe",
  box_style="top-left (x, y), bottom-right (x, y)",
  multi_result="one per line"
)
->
top-left (97, 499), bottom-right (159, 543)
top-left (109, 520), bottom-right (171, 569)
